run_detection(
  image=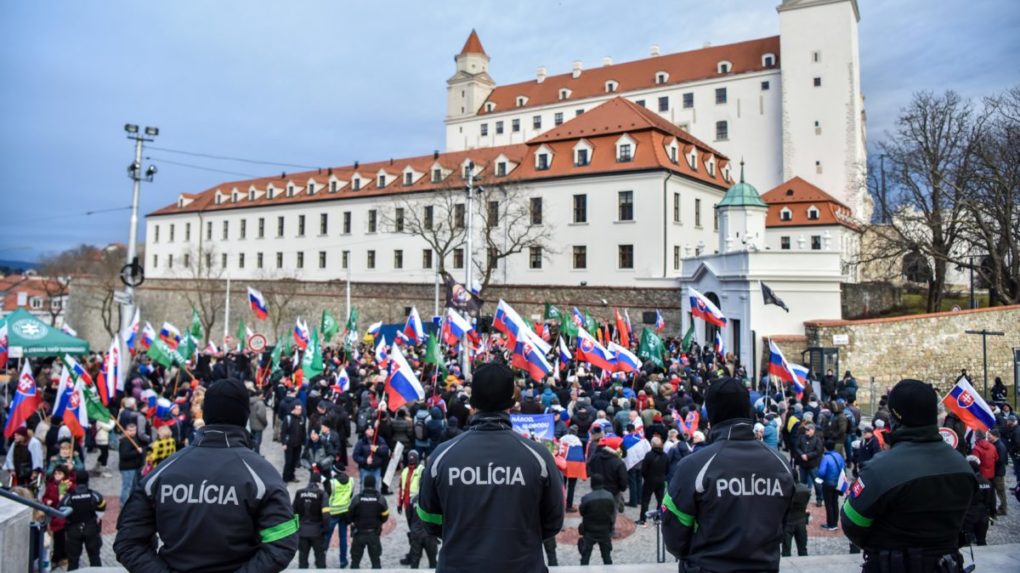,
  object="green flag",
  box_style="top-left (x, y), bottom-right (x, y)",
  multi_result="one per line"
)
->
top-left (543, 303), bottom-right (562, 321)
top-left (345, 308), bottom-right (359, 333)
top-left (681, 321), bottom-right (696, 353)
top-left (638, 328), bottom-right (666, 369)
top-left (301, 329), bottom-right (324, 378)
top-left (147, 339), bottom-right (185, 368)
top-left (83, 386), bottom-right (112, 423)
top-left (178, 334), bottom-right (197, 361)
top-left (235, 318), bottom-right (247, 351)
top-left (559, 315), bottom-right (578, 337)
top-left (584, 310), bottom-right (597, 333)
top-left (321, 310), bottom-right (340, 342)
top-left (281, 332), bottom-right (292, 356)
top-left (270, 334), bottom-right (284, 371)
top-left (189, 309), bottom-right (204, 341)
top-left (424, 334), bottom-right (442, 366)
